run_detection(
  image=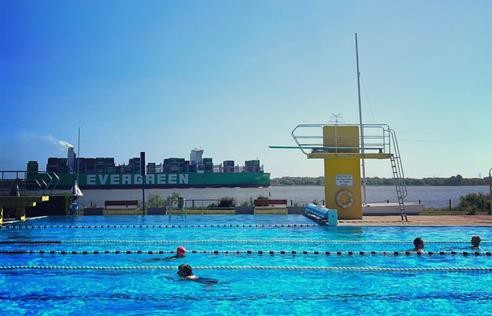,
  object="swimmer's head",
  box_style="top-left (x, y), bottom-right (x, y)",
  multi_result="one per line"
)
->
top-left (413, 237), bottom-right (424, 250)
top-left (178, 264), bottom-right (193, 277)
top-left (176, 246), bottom-right (187, 257)
top-left (471, 235), bottom-right (481, 248)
